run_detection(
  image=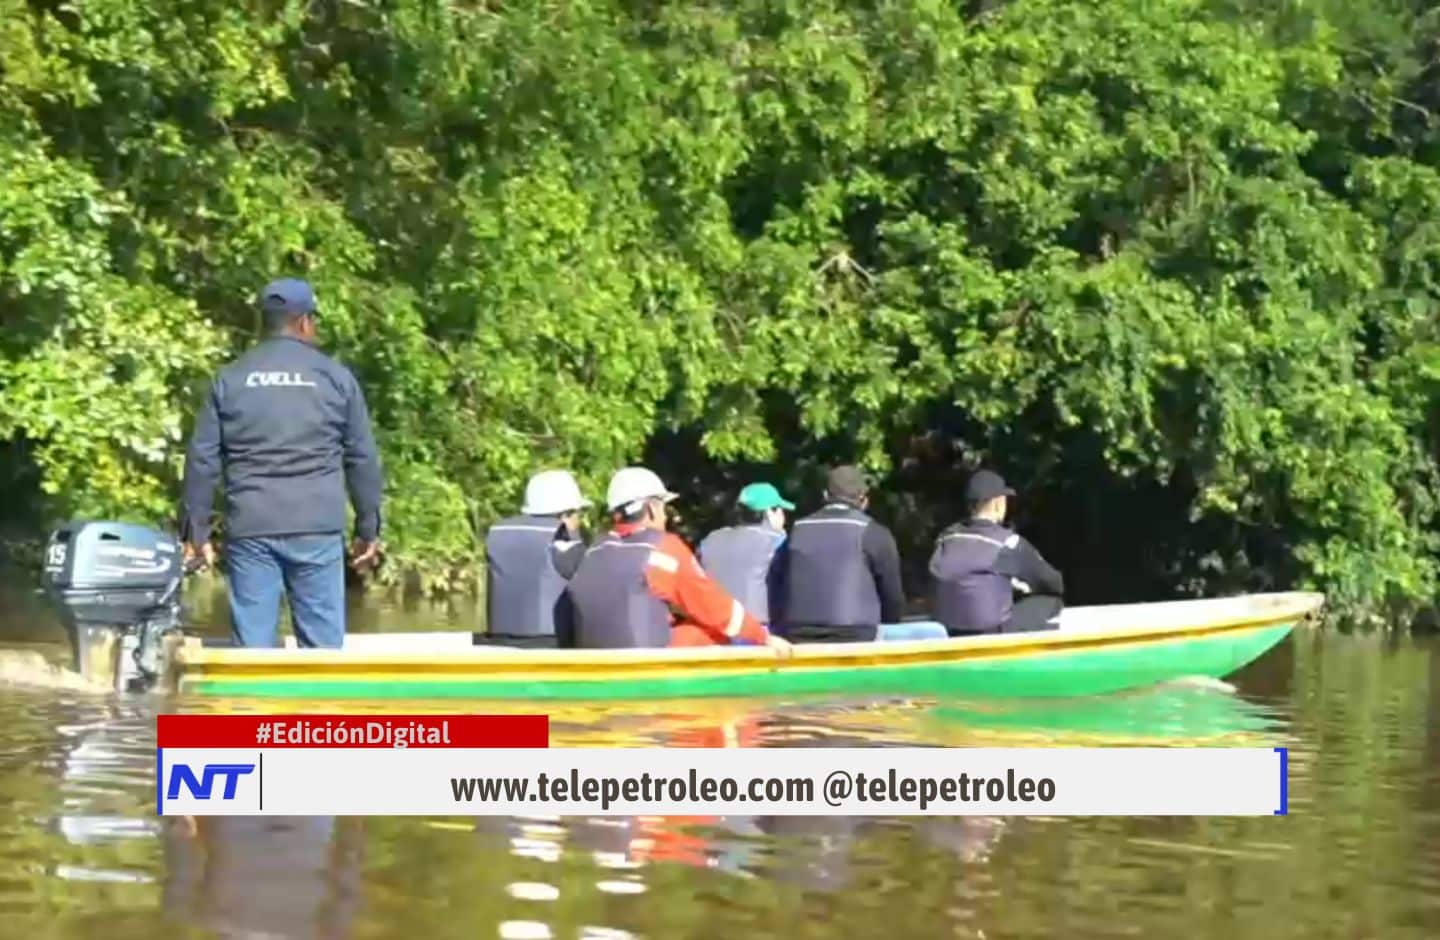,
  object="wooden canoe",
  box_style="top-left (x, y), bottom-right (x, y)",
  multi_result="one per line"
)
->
top-left (168, 591), bottom-right (1323, 701)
